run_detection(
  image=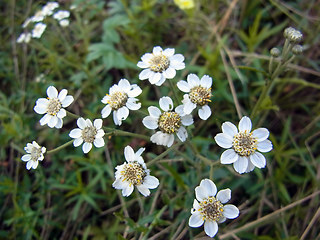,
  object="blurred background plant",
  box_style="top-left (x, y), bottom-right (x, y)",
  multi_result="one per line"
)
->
top-left (1, 0), bottom-right (320, 239)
